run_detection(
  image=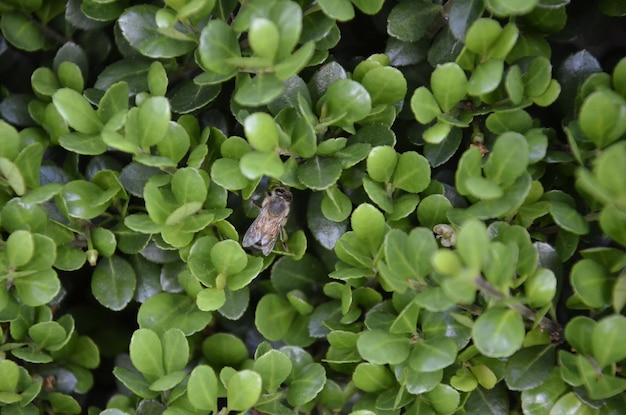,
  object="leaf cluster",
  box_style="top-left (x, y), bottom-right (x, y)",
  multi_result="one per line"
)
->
top-left (0, 0), bottom-right (626, 414)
